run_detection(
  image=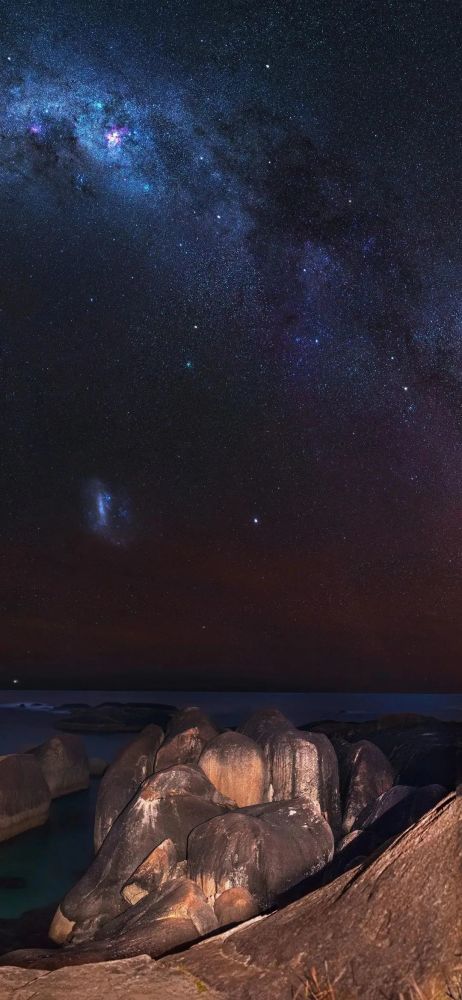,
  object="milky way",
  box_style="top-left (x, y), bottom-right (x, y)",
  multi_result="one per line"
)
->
top-left (2, 0), bottom-right (462, 688)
